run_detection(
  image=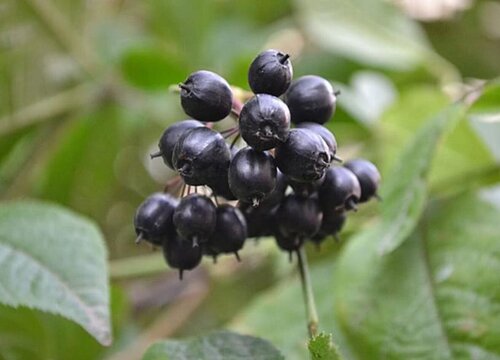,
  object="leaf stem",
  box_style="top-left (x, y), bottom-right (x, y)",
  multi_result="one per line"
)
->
top-left (297, 246), bottom-right (319, 339)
